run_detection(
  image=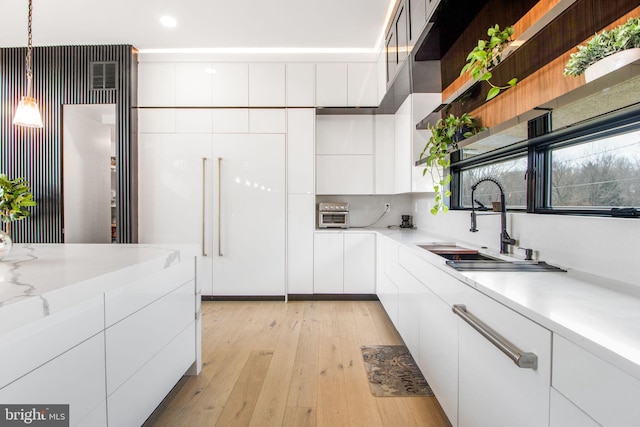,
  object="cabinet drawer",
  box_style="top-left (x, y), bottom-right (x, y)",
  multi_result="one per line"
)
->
top-left (457, 291), bottom-right (551, 427)
top-left (553, 334), bottom-right (640, 426)
top-left (0, 295), bottom-right (104, 388)
top-left (0, 333), bottom-right (106, 427)
top-left (104, 259), bottom-right (194, 327)
top-left (550, 387), bottom-right (599, 427)
top-left (107, 322), bottom-right (195, 427)
top-left (105, 280), bottom-right (195, 395)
